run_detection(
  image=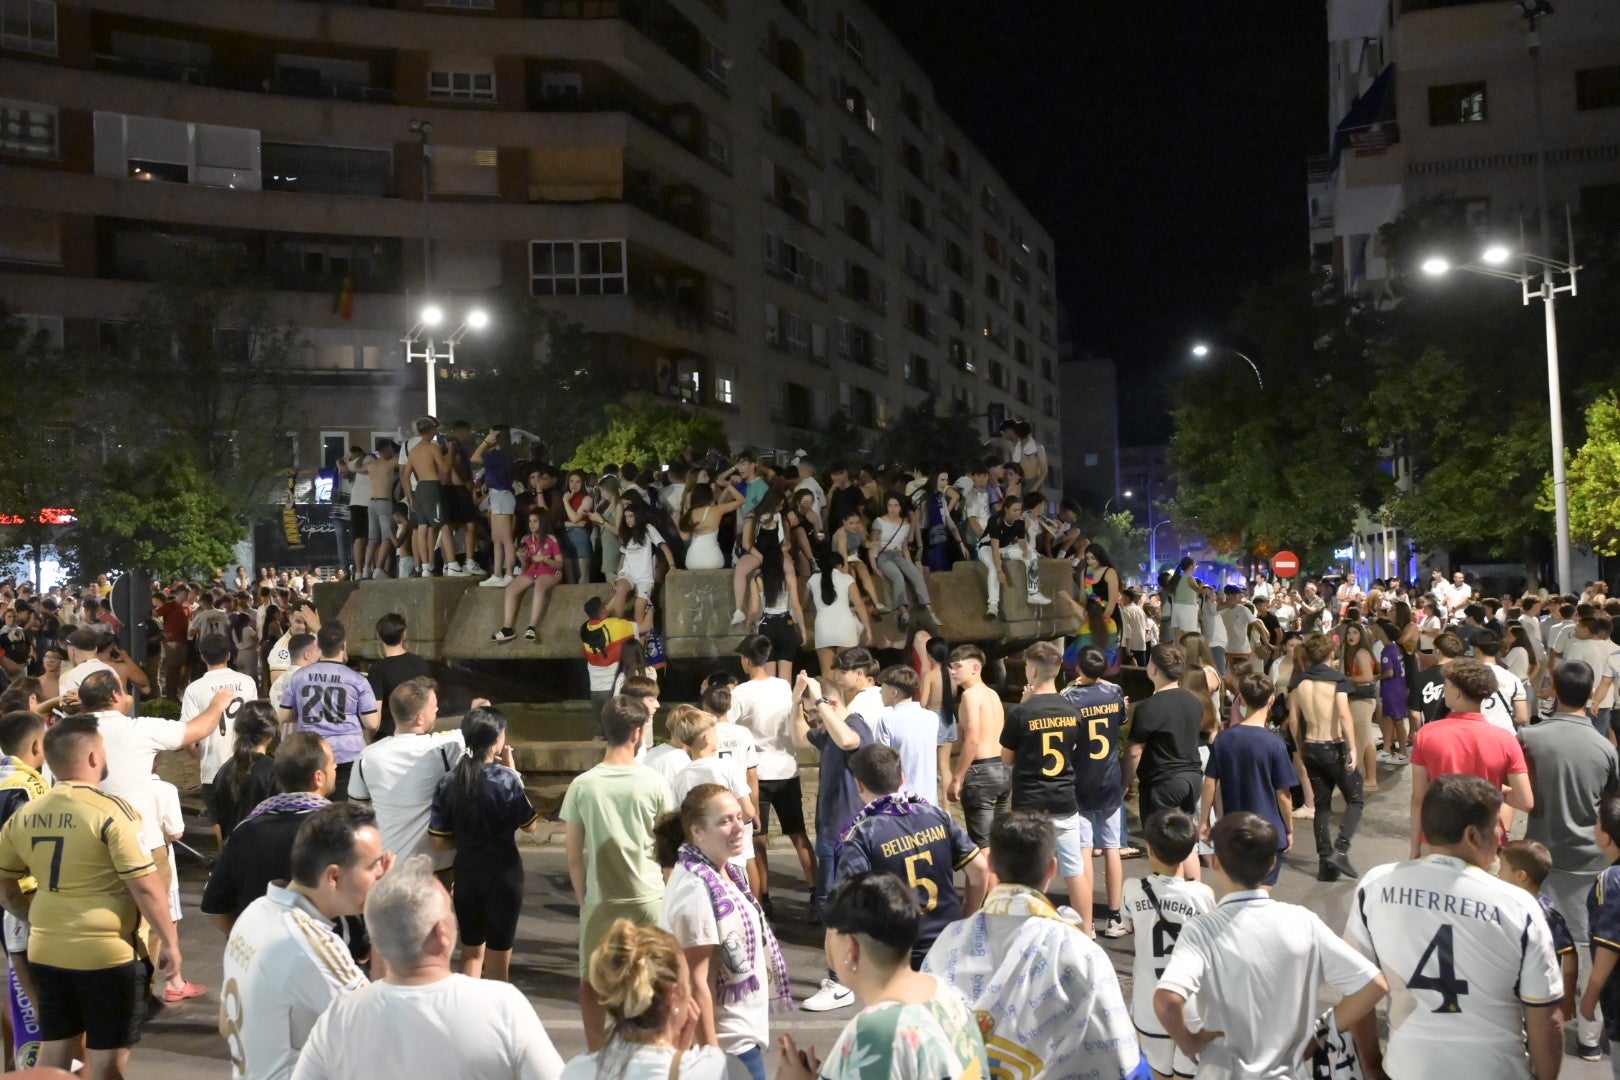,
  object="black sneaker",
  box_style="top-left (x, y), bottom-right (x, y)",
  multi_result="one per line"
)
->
top-left (1317, 859), bottom-right (1342, 883)
top-left (1578, 1043), bottom-right (1602, 1062)
top-left (1329, 850), bottom-right (1359, 879)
